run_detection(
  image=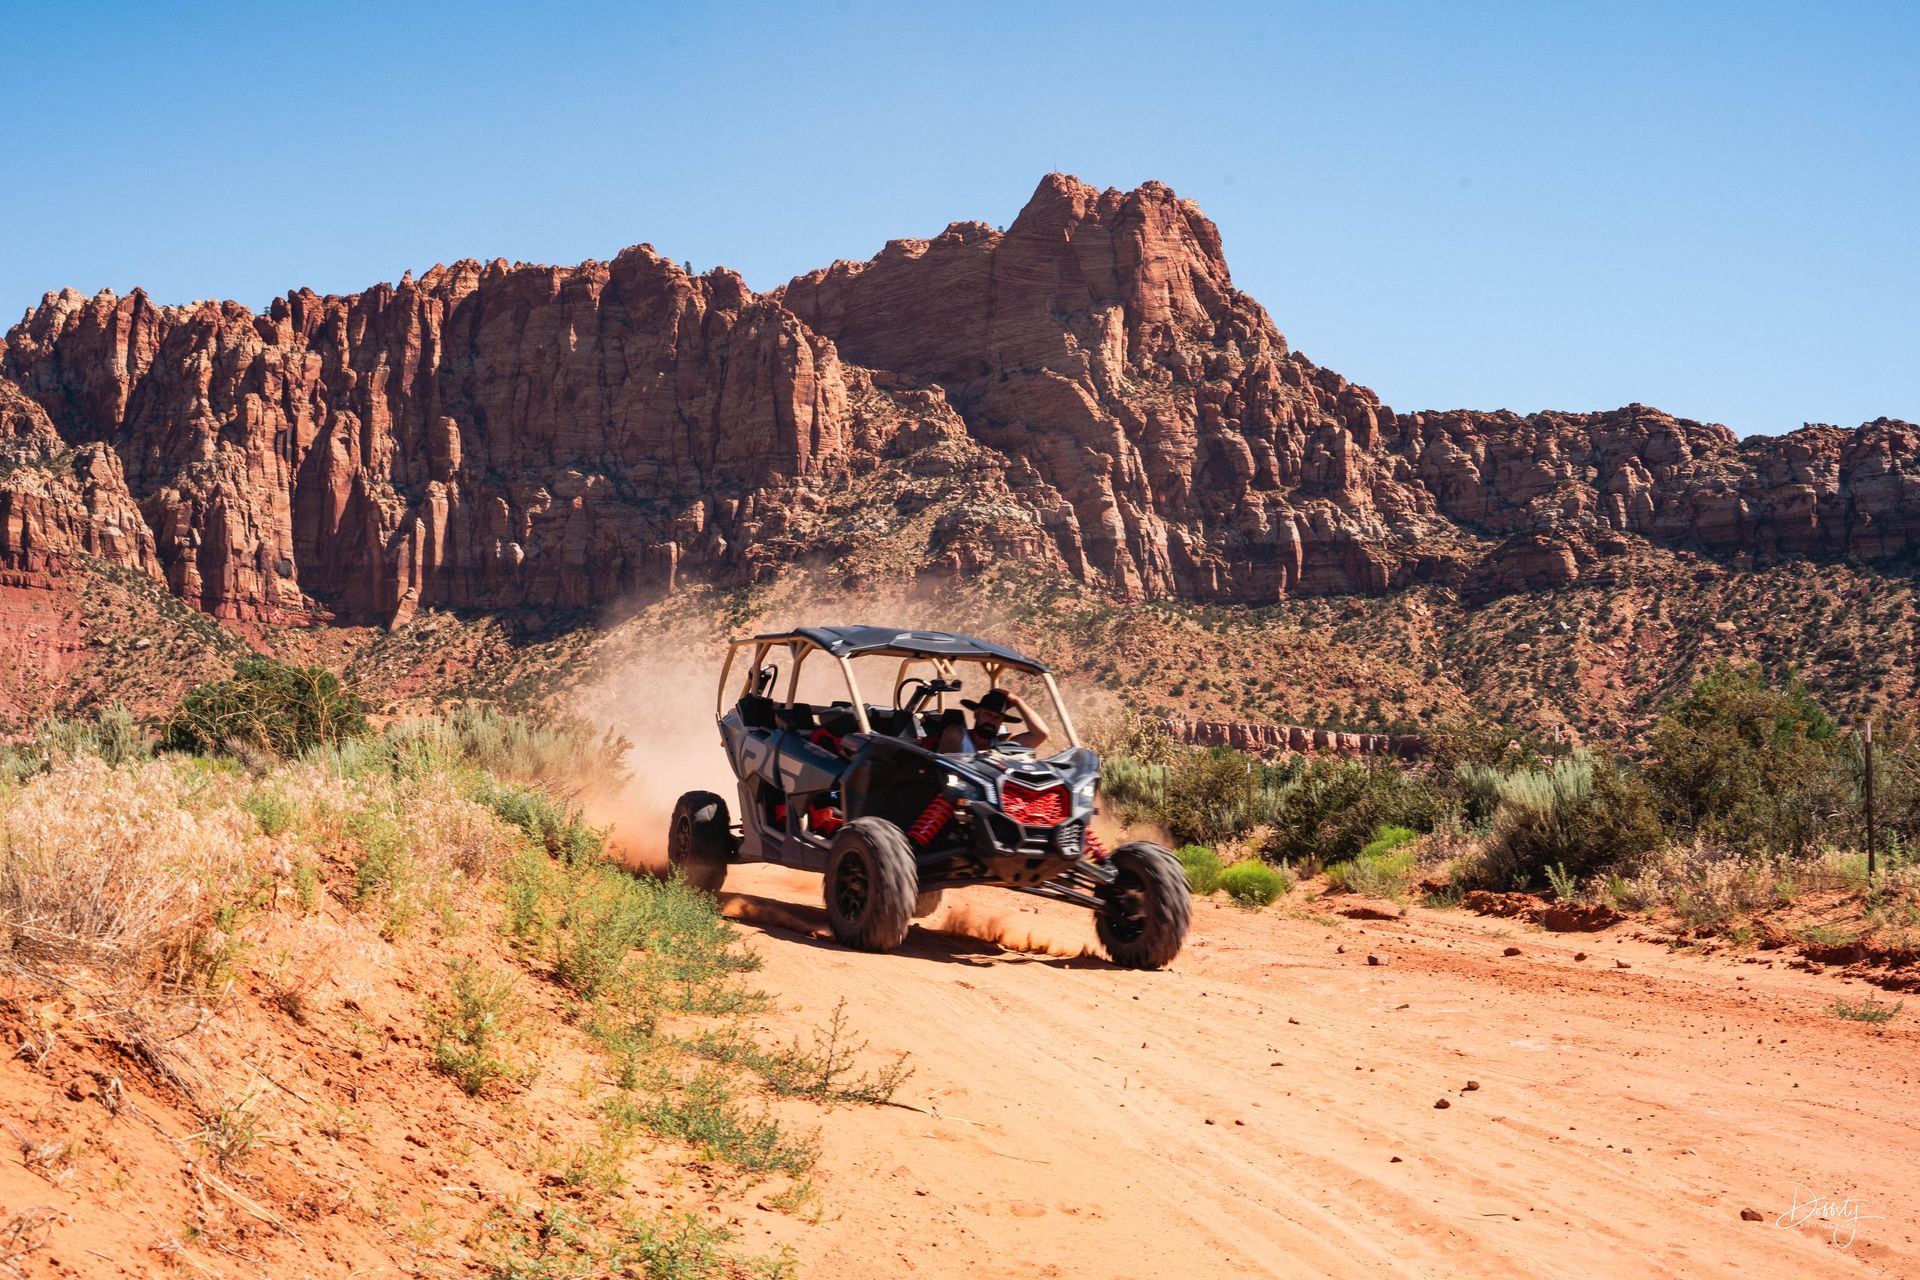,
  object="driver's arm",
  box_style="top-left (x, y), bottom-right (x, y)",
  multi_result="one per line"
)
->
top-left (1007, 692), bottom-right (1051, 749)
